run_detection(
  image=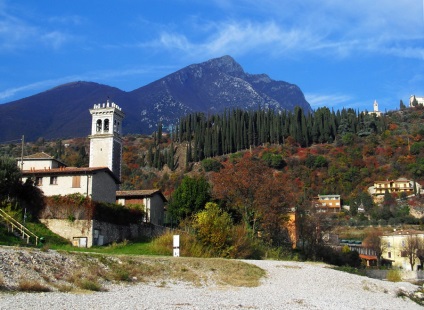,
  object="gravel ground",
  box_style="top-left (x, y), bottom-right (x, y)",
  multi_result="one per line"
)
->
top-left (0, 259), bottom-right (422, 310)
